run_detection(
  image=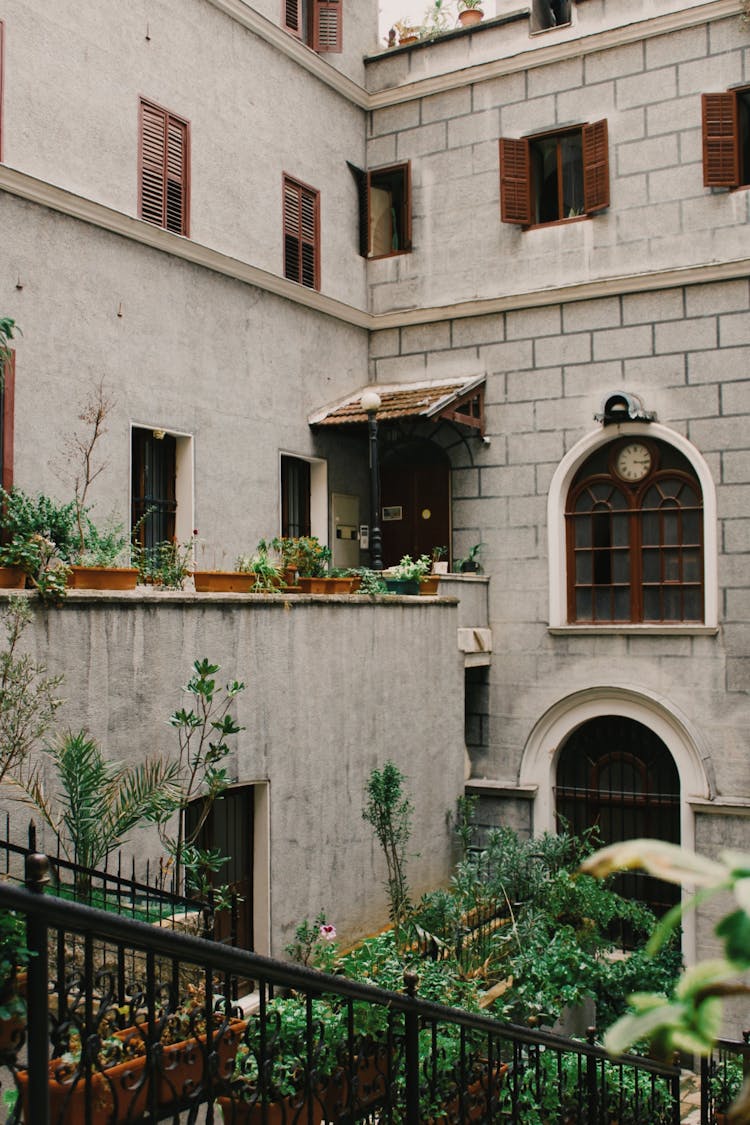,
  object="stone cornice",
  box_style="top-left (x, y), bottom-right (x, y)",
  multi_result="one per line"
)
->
top-left (367, 0), bottom-right (741, 108)
top-left (4, 163), bottom-right (750, 332)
